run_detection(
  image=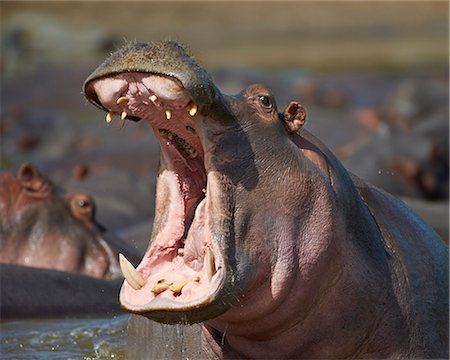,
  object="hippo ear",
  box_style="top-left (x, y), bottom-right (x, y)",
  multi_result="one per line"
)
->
top-left (18, 162), bottom-right (45, 192)
top-left (282, 101), bottom-right (307, 133)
